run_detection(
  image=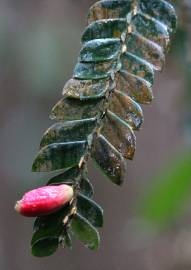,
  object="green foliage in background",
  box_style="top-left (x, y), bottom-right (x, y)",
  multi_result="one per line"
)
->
top-left (141, 151), bottom-right (191, 228)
